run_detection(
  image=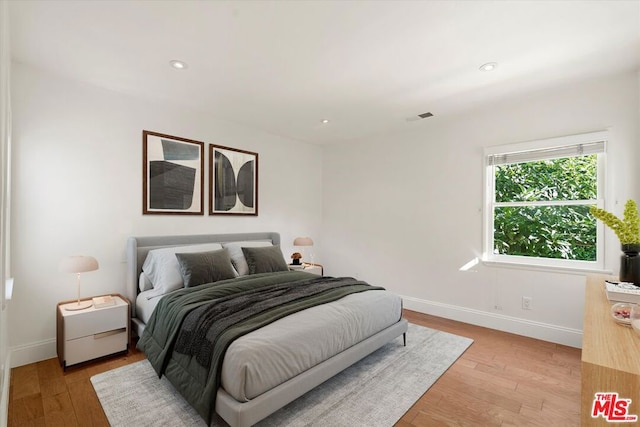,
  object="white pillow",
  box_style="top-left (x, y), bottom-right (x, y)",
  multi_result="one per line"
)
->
top-left (139, 272), bottom-right (153, 292)
top-left (222, 241), bottom-right (272, 276)
top-left (142, 243), bottom-right (224, 298)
